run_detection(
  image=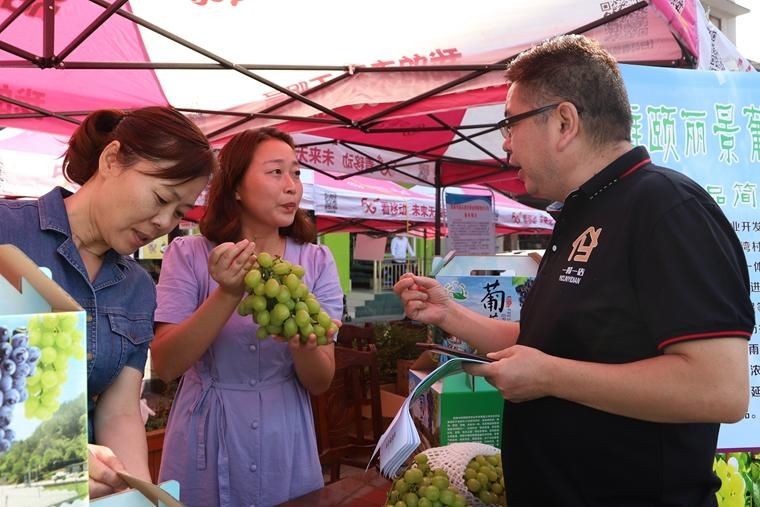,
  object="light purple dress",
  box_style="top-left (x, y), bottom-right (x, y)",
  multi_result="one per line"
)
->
top-left (155, 235), bottom-right (343, 507)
